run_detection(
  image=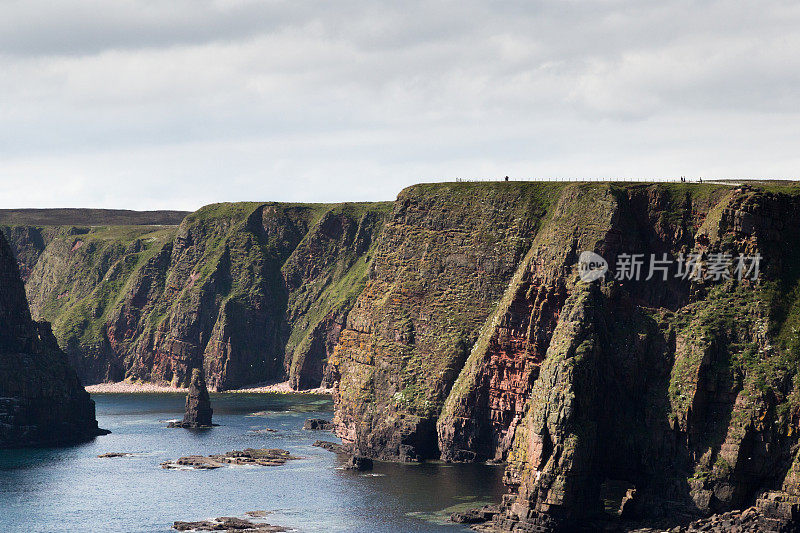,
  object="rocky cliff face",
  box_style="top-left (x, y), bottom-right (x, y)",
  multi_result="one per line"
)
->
top-left (6, 182), bottom-right (800, 530)
top-left (281, 205), bottom-right (387, 389)
top-left (0, 229), bottom-right (104, 448)
top-left (320, 181), bottom-right (800, 530)
top-left (331, 182), bottom-right (566, 460)
top-left (6, 203), bottom-right (389, 391)
top-left (437, 184), bottom-right (800, 531)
